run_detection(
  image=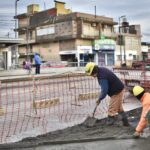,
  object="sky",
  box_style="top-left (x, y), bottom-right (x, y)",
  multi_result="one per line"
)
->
top-left (0, 0), bottom-right (150, 42)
